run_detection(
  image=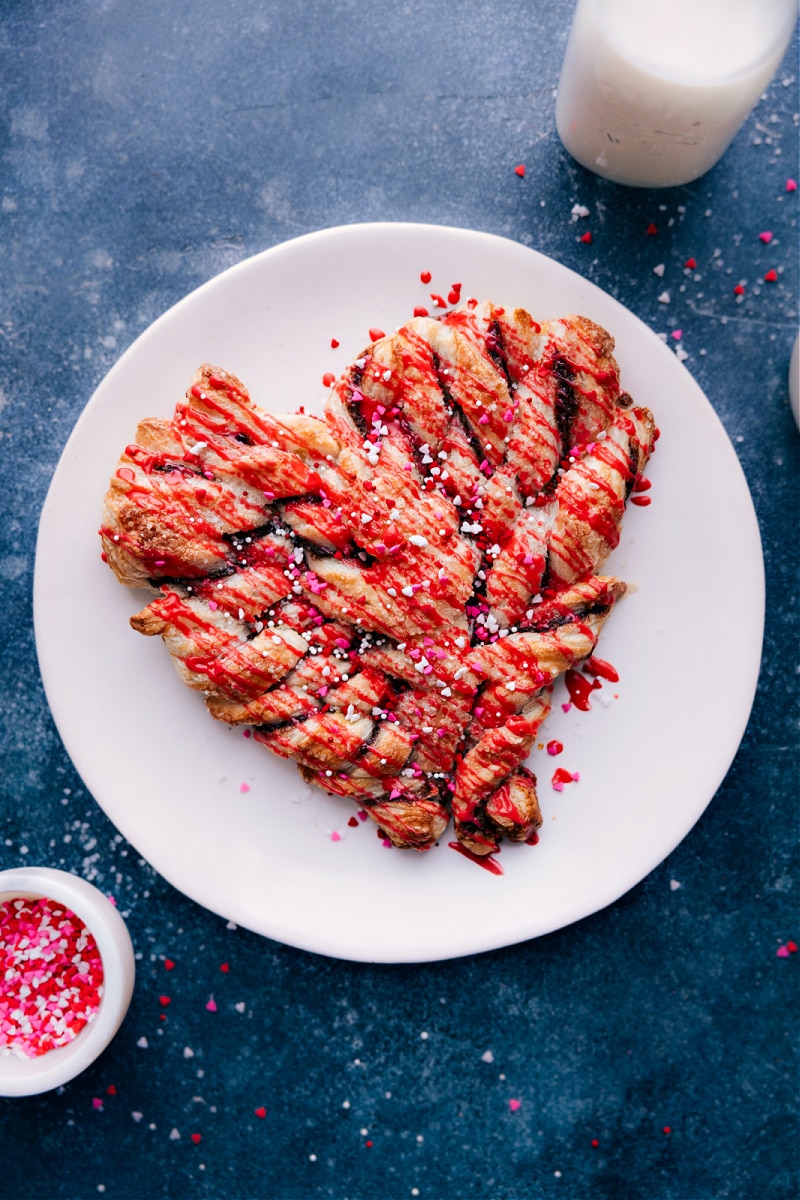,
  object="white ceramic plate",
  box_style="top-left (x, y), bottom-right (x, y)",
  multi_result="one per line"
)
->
top-left (34, 223), bottom-right (764, 963)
